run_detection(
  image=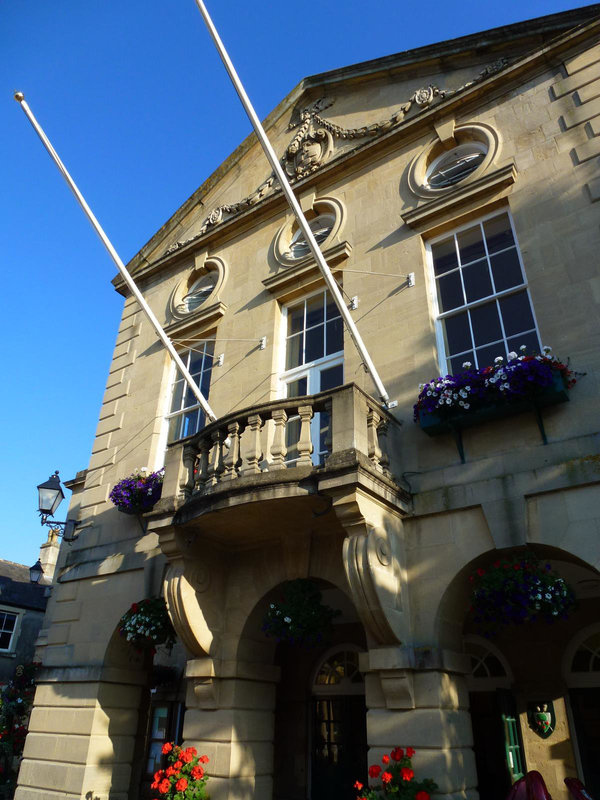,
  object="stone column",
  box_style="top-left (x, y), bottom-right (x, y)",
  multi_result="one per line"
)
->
top-left (182, 658), bottom-right (280, 800)
top-left (16, 665), bottom-right (146, 800)
top-left (360, 647), bottom-right (478, 800)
